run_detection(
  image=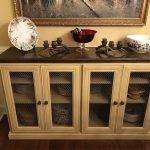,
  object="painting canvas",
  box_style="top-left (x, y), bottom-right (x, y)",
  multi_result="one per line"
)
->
top-left (14, 0), bottom-right (149, 25)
